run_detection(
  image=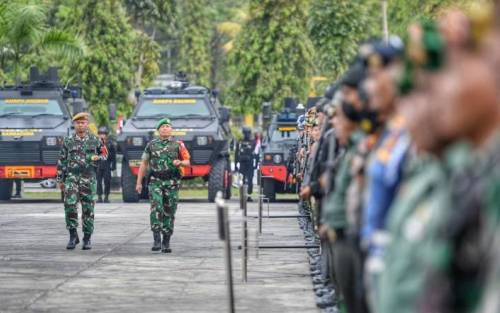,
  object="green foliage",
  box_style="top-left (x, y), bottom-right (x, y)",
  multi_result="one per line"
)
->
top-left (123, 0), bottom-right (173, 88)
top-left (57, 0), bottom-right (137, 125)
top-left (0, 1), bottom-right (85, 81)
top-left (227, 0), bottom-right (314, 114)
top-left (123, 0), bottom-right (174, 26)
top-left (309, 0), bottom-right (379, 79)
top-left (136, 32), bottom-right (161, 88)
top-left (176, 0), bottom-right (211, 86)
top-left (207, 0), bottom-right (247, 90)
top-left (387, 0), bottom-right (462, 36)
